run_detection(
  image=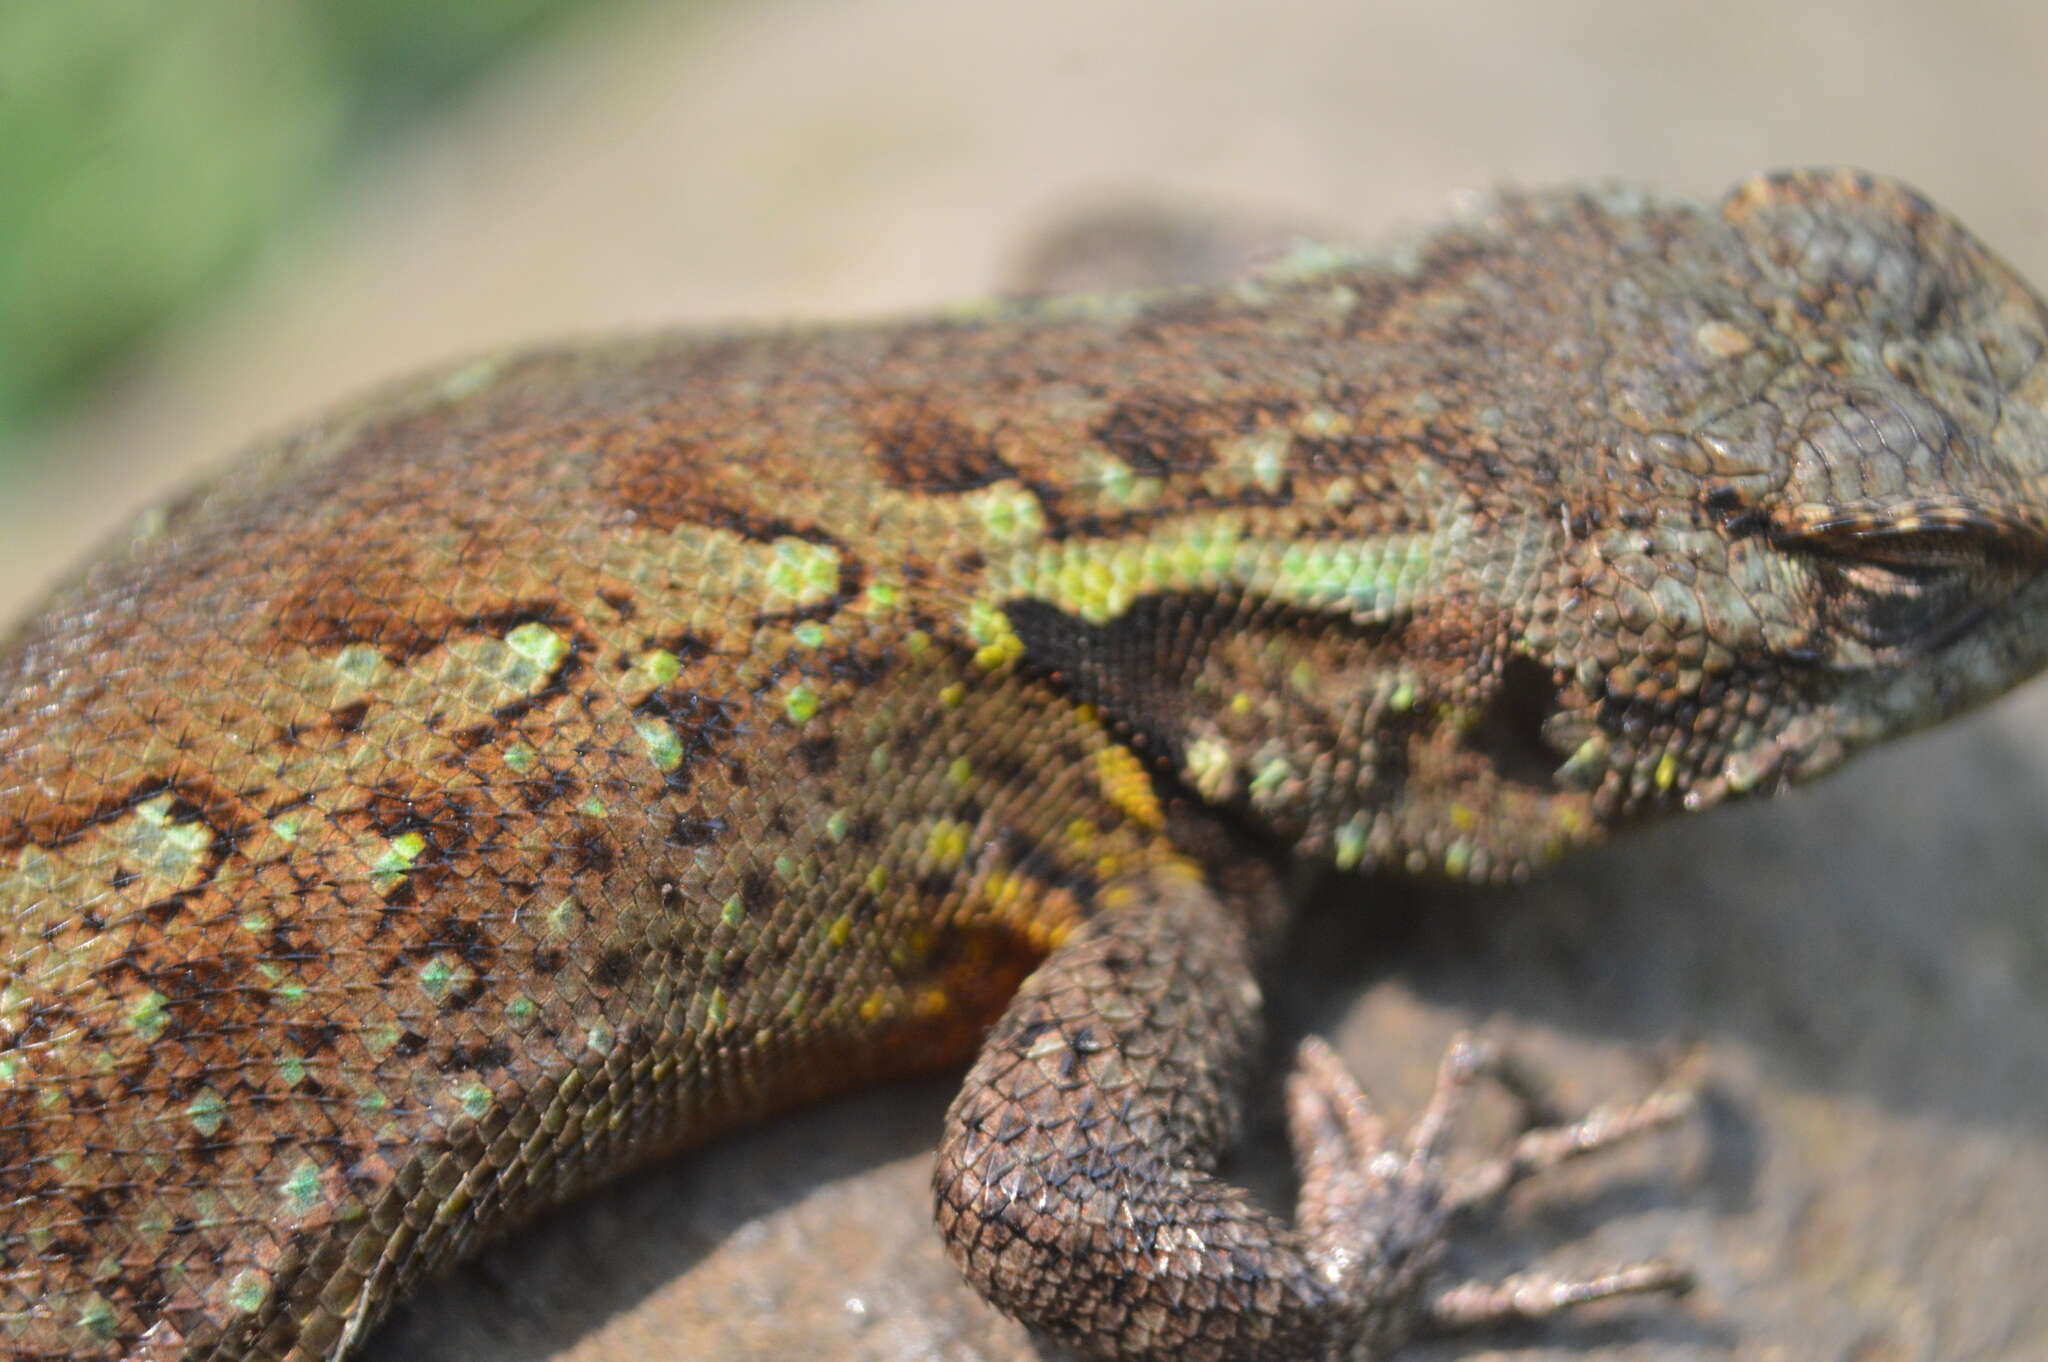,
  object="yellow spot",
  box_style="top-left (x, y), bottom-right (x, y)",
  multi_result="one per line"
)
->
top-left (864, 865), bottom-right (889, 895)
top-left (1064, 817), bottom-right (1098, 848)
top-left (827, 915), bottom-right (854, 949)
top-left (925, 819), bottom-right (971, 866)
top-left (915, 988), bottom-right (950, 1018)
top-left (370, 832), bottom-right (428, 894)
top-left (1655, 752), bottom-right (1679, 791)
top-left (967, 601), bottom-right (1024, 670)
top-left (1448, 803), bottom-right (1477, 832)
top-left (1183, 737), bottom-right (1234, 801)
top-left (939, 683), bottom-right (966, 709)
top-left (859, 991), bottom-right (889, 1022)
top-left (1333, 821), bottom-right (1368, 871)
top-left (636, 719), bottom-right (683, 771)
top-left (1444, 840), bottom-right (1474, 877)
top-left (1094, 746), bottom-right (1164, 830)
top-left (505, 622), bottom-right (568, 672)
top-left (947, 756), bottom-right (974, 787)
top-left (1230, 692), bottom-right (1253, 715)
top-left (784, 684), bottom-right (821, 725)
